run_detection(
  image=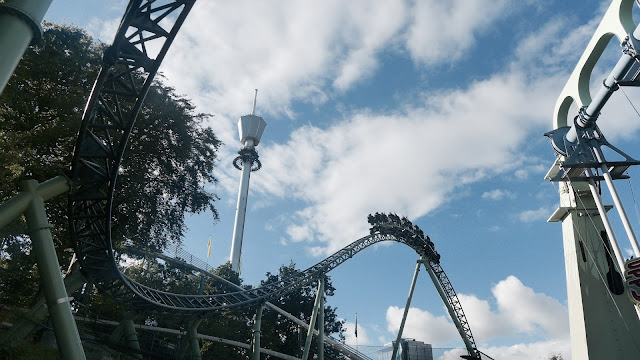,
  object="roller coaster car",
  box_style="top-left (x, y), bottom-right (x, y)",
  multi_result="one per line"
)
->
top-left (367, 214), bottom-right (375, 225)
